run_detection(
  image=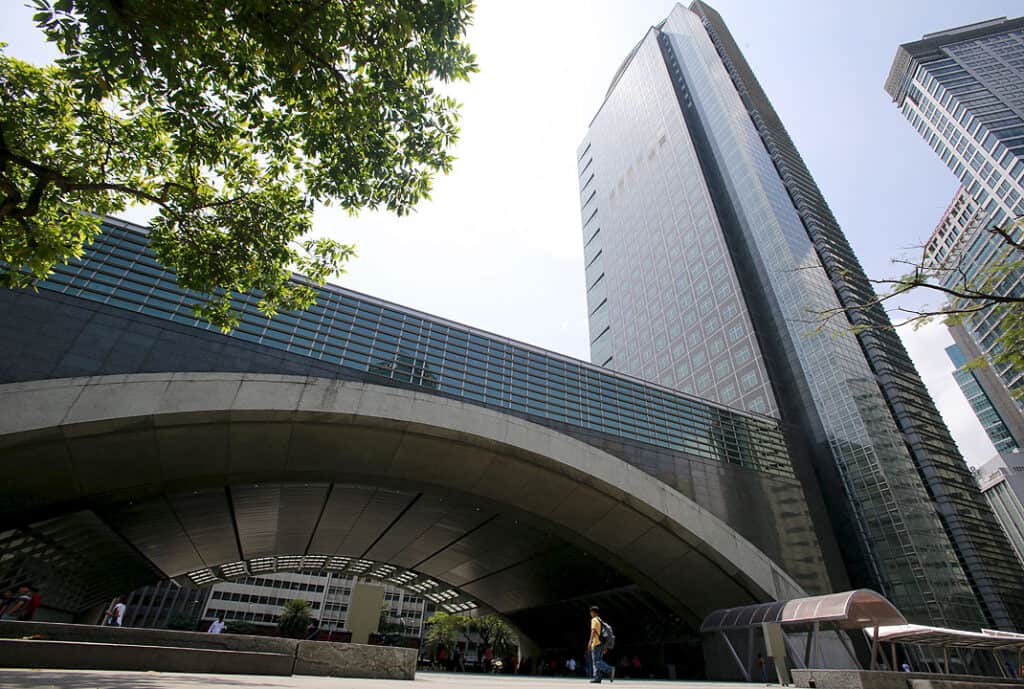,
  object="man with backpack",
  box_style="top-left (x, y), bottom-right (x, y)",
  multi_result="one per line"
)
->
top-left (587, 605), bottom-right (615, 683)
